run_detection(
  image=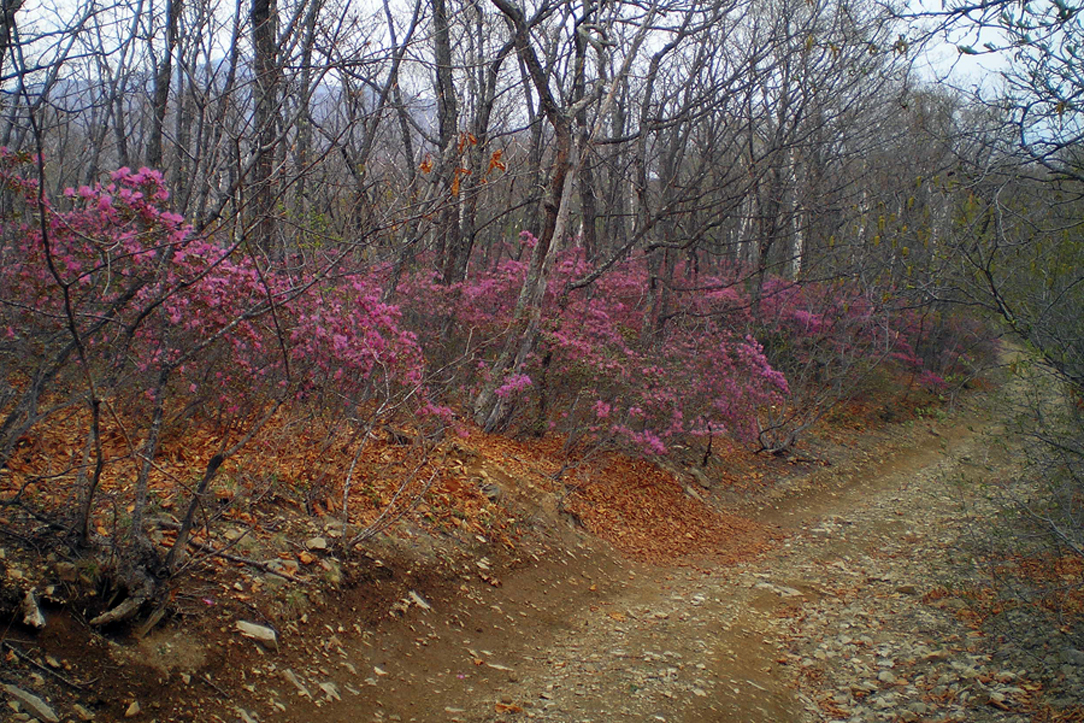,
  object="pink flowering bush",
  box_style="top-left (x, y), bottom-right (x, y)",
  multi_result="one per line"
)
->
top-left (533, 252), bottom-right (788, 454)
top-left (0, 147), bottom-right (994, 476)
top-left (395, 238), bottom-right (529, 372)
top-left (0, 152), bottom-right (428, 450)
top-left (396, 234), bottom-right (998, 457)
top-left (746, 275), bottom-right (999, 451)
top-left (399, 243), bottom-right (789, 456)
